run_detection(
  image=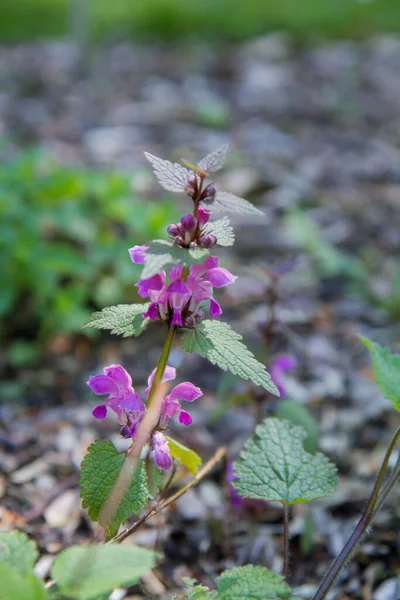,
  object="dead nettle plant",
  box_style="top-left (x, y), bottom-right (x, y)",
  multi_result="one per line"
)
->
top-left (1, 147), bottom-right (400, 600)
